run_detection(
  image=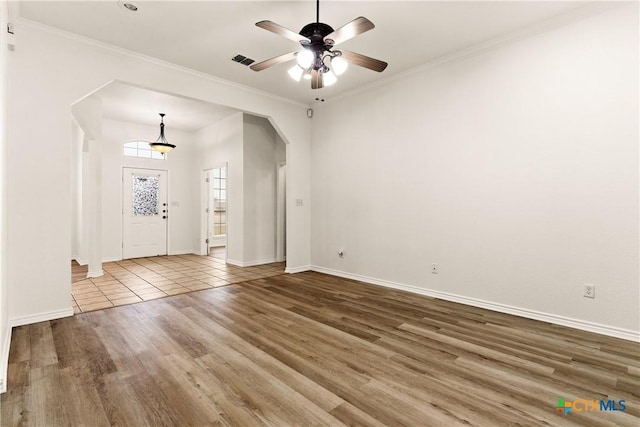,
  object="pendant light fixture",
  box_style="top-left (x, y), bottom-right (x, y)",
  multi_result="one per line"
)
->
top-left (149, 113), bottom-right (175, 154)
